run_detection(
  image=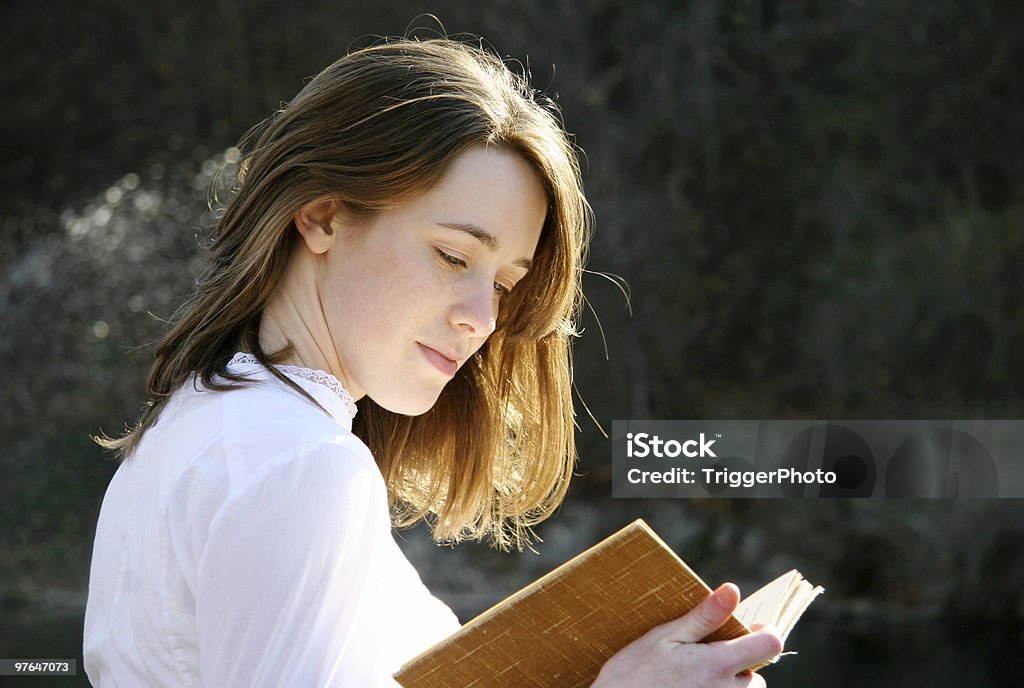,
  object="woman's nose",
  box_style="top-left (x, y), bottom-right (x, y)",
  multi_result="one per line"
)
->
top-left (450, 280), bottom-right (498, 336)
